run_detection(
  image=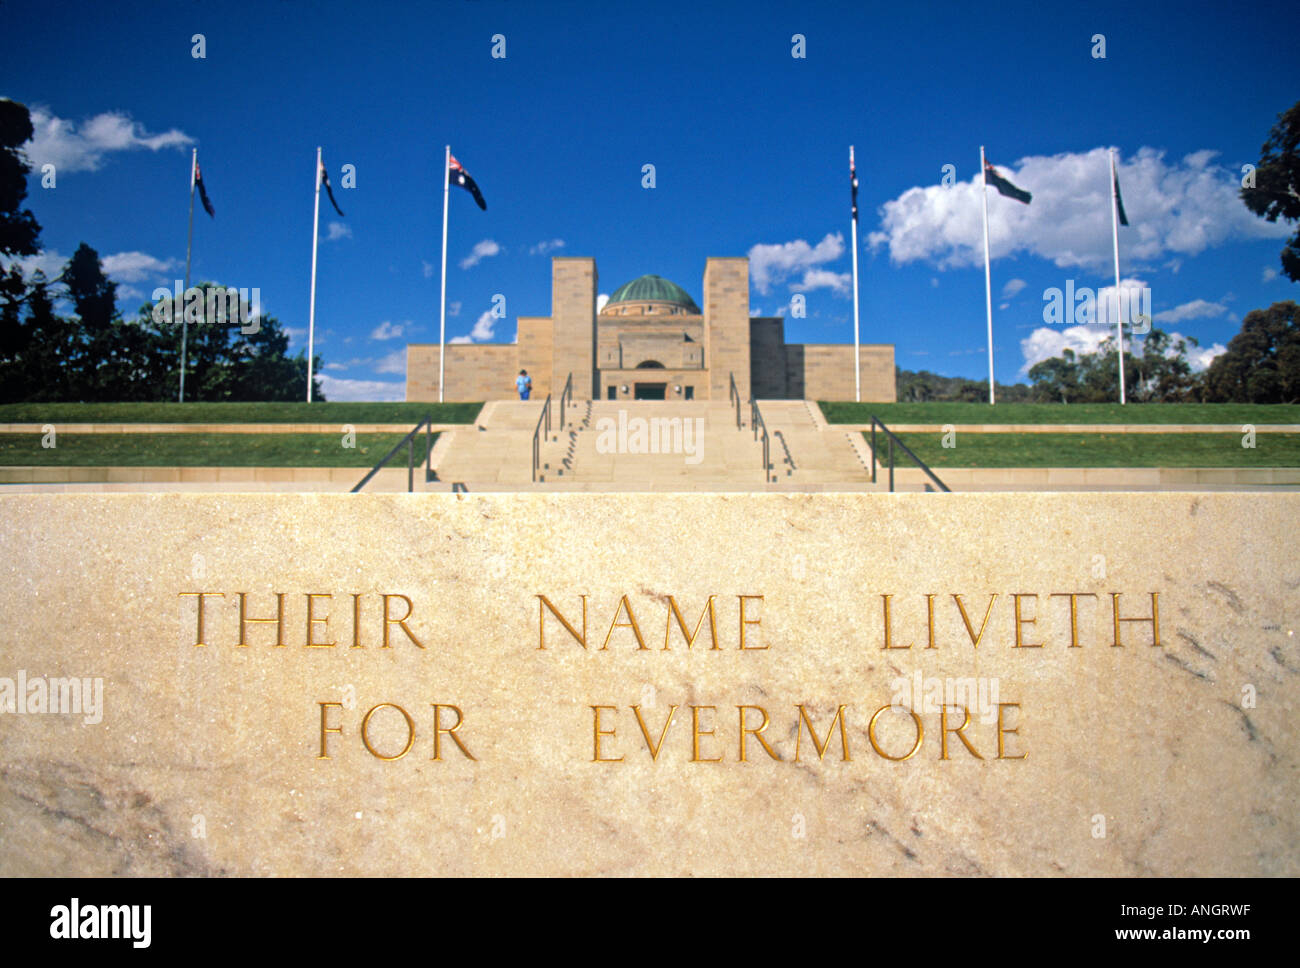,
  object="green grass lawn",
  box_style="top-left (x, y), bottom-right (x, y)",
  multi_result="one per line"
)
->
top-left (0, 432), bottom-right (437, 467)
top-left (822, 401), bottom-right (1300, 425)
top-left (0, 401), bottom-right (482, 424)
top-left (869, 431), bottom-right (1300, 468)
